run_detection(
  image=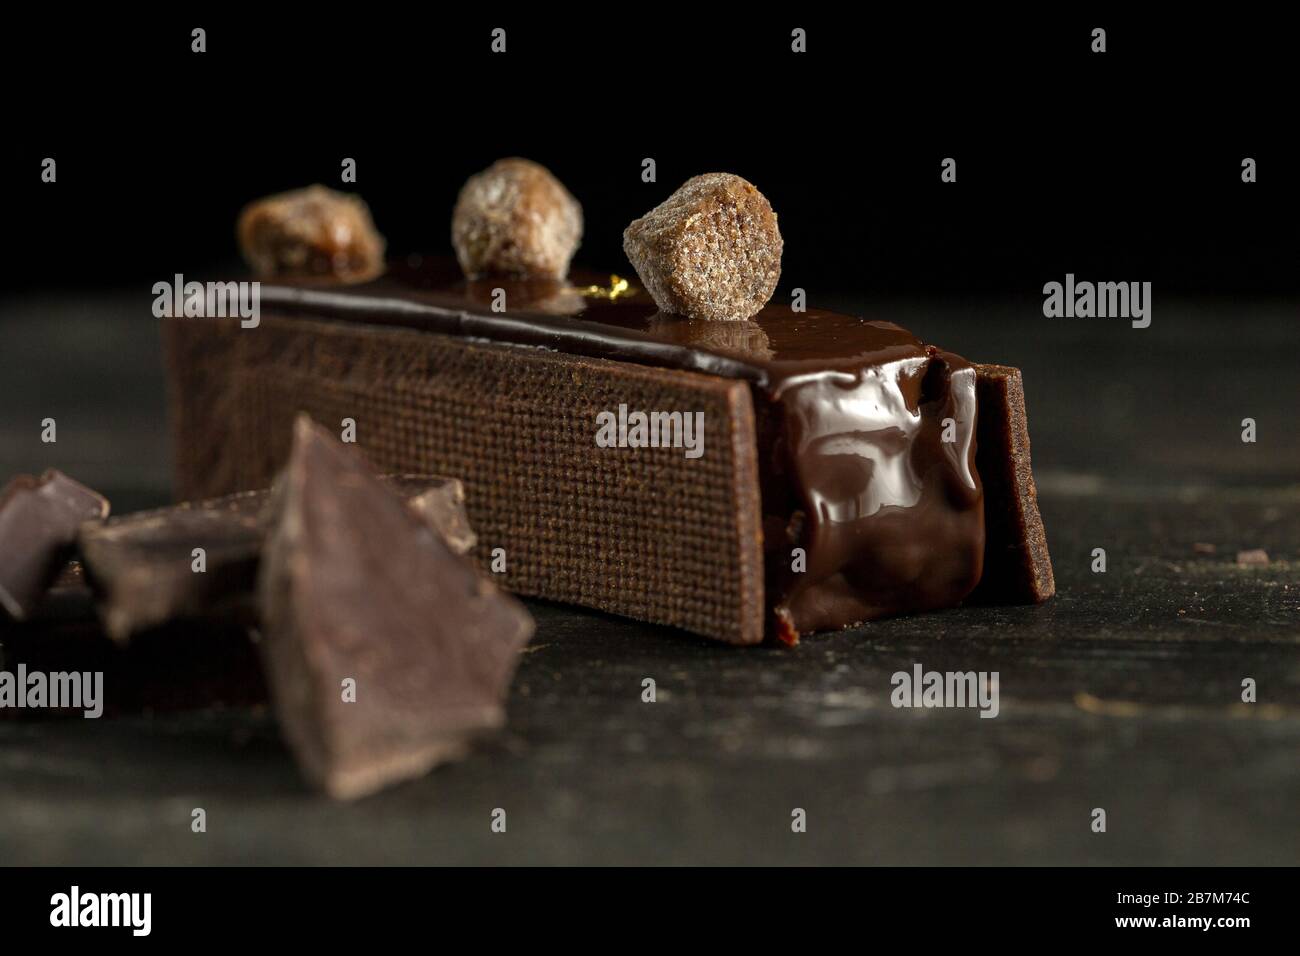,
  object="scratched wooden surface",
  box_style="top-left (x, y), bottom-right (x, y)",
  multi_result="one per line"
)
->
top-left (0, 292), bottom-right (1296, 865)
